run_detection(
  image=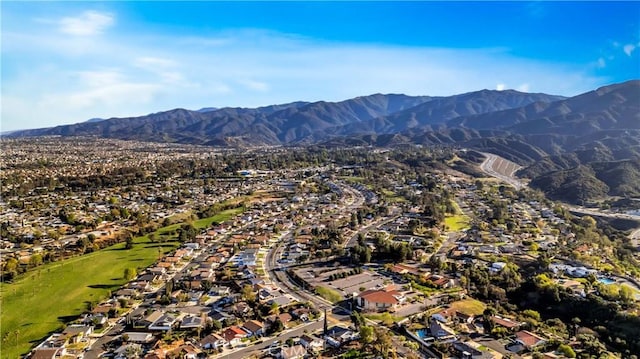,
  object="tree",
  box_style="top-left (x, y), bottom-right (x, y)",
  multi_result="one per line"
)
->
top-left (211, 319), bottom-right (222, 330)
top-left (241, 284), bottom-right (256, 303)
top-left (351, 311), bottom-right (365, 328)
top-left (29, 253), bottom-right (43, 268)
top-left (482, 308), bottom-right (496, 333)
top-left (268, 318), bottom-right (284, 334)
top-left (359, 325), bottom-right (374, 347)
top-left (124, 235), bottom-right (134, 249)
top-left (269, 302), bottom-right (280, 316)
top-left (124, 267), bottom-right (137, 281)
top-left (373, 327), bottom-right (392, 356)
top-left (557, 344), bottom-right (576, 358)
top-left (2, 257), bottom-right (19, 280)
top-left (165, 280), bottom-right (174, 295)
